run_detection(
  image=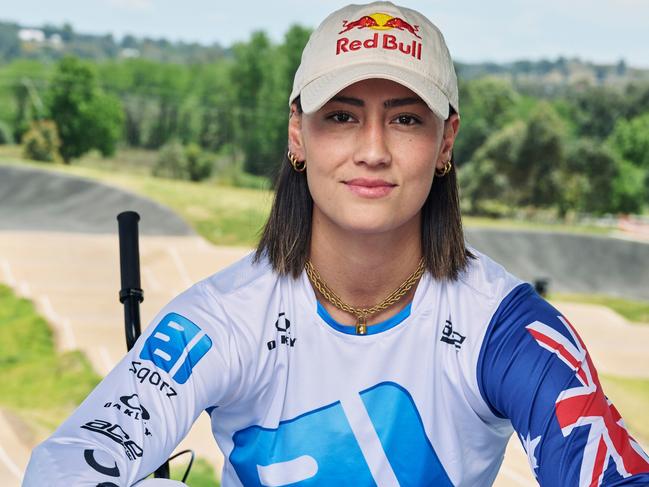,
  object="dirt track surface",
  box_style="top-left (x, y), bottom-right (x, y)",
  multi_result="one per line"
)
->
top-left (1, 165), bottom-right (647, 486)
